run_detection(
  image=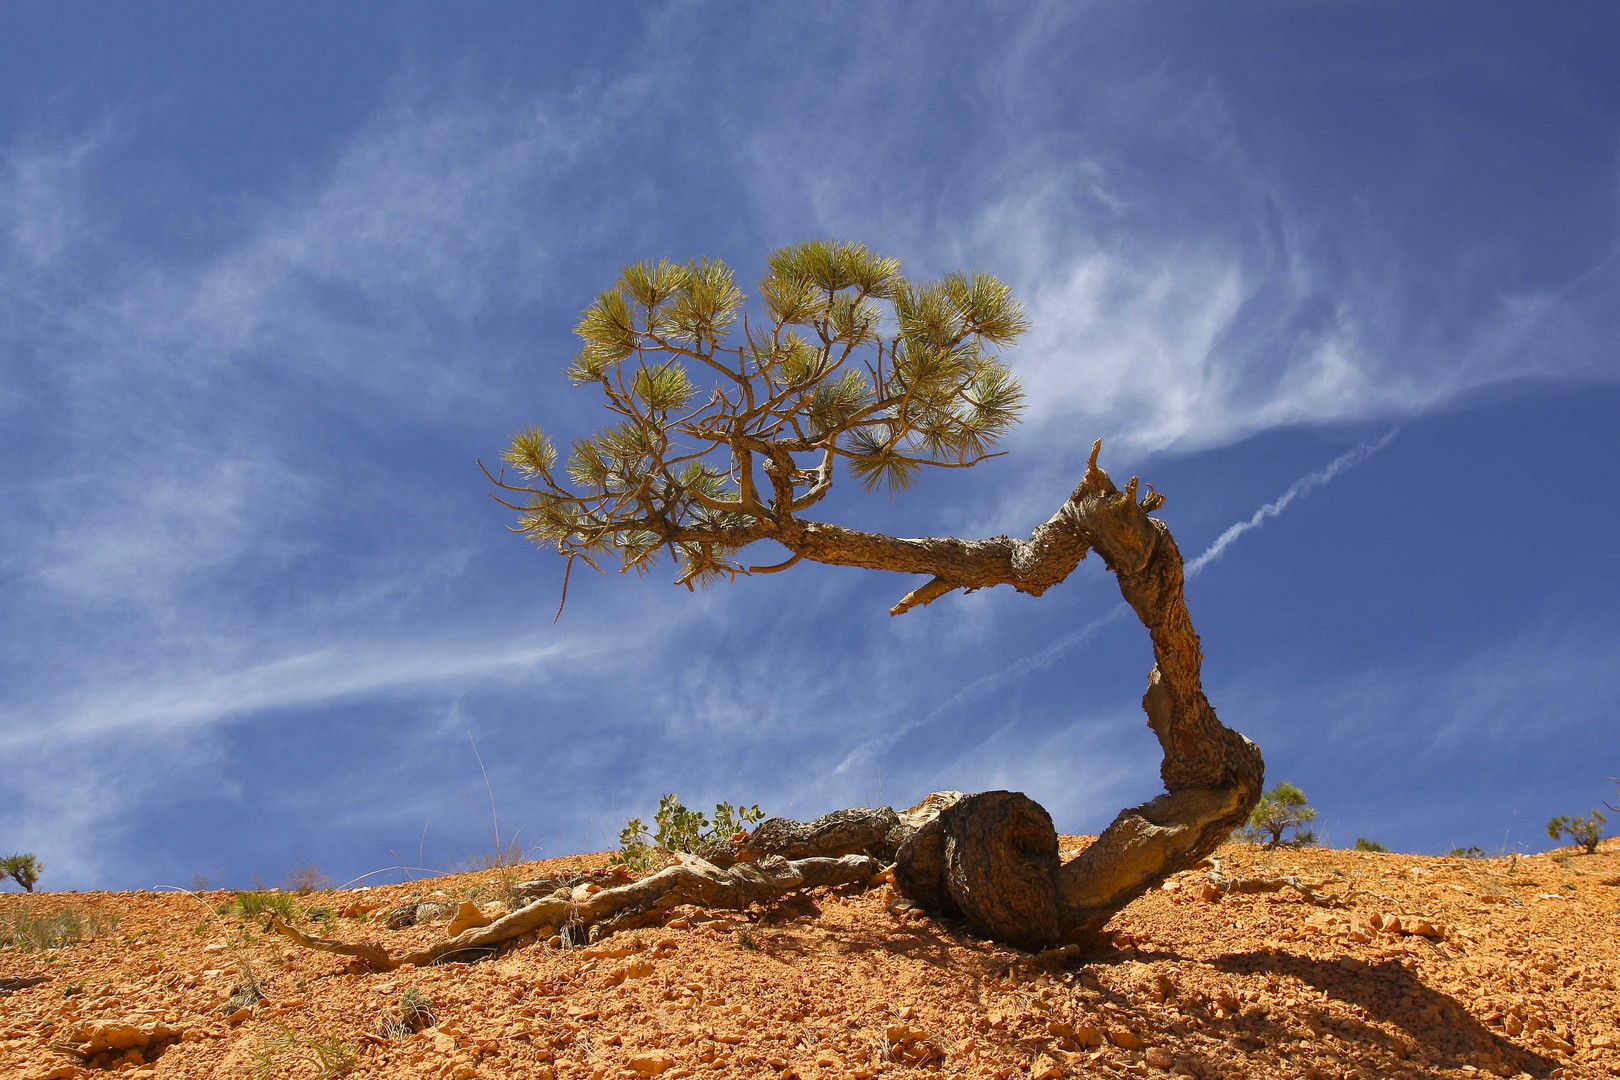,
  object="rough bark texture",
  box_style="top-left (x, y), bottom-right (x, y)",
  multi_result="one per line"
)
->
top-left (704, 807), bottom-right (905, 869)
